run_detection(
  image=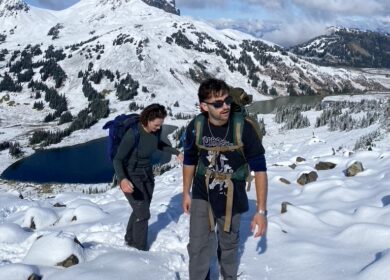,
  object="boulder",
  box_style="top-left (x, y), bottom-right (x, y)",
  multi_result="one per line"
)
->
top-left (296, 157), bottom-right (306, 162)
top-left (315, 161), bottom-right (337, 170)
top-left (57, 254), bottom-right (79, 268)
top-left (0, 222), bottom-right (30, 243)
top-left (281, 201), bottom-right (293, 214)
top-left (288, 163), bottom-right (297, 169)
top-left (28, 274), bottom-right (42, 280)
top-left (24, 232), bottom-right (85, 267)
top-left (53, 202), bottom-right (66, 207)
top-left (0, 264), bottom-right (40, 280)
top-left (297, 171), bottom-right (318, 185)
top-left (22, 207), bottom-right (58, 230)
top-left (344, 161), bottom-right (364, 177)
top-left (279, 178), bottom-right (291, 185)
